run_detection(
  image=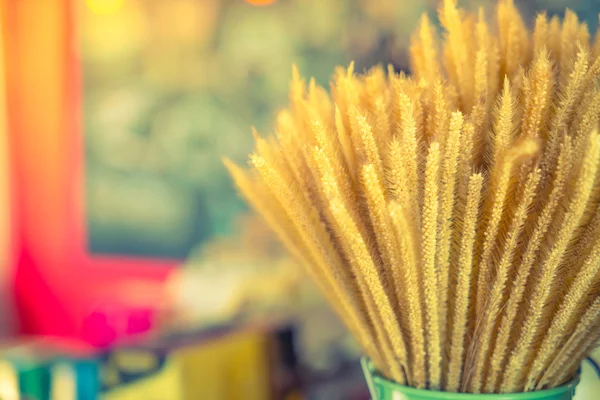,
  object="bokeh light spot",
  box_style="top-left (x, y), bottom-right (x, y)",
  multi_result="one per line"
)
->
top-left (244, 0), bottom-right (277, 6)
top-left (86, 0), bottom-right (125, 15)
